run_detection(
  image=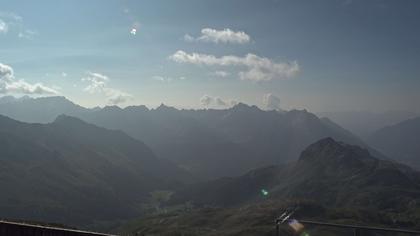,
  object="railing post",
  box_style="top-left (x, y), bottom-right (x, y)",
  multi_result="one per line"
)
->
top-left (354, 228), bottom-right (361, 236)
